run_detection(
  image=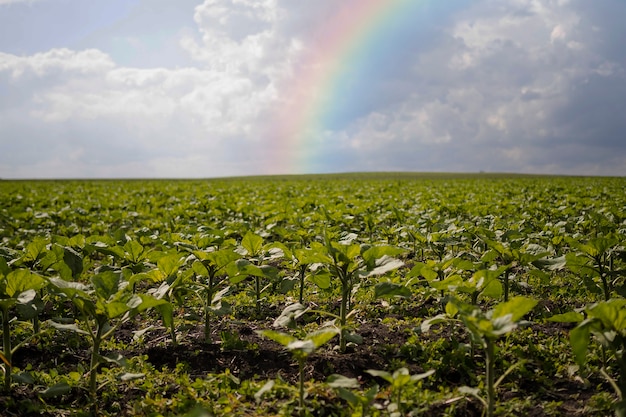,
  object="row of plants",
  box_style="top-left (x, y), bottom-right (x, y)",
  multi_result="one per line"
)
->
top-left (0, 174), bottom-right (625, 416)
